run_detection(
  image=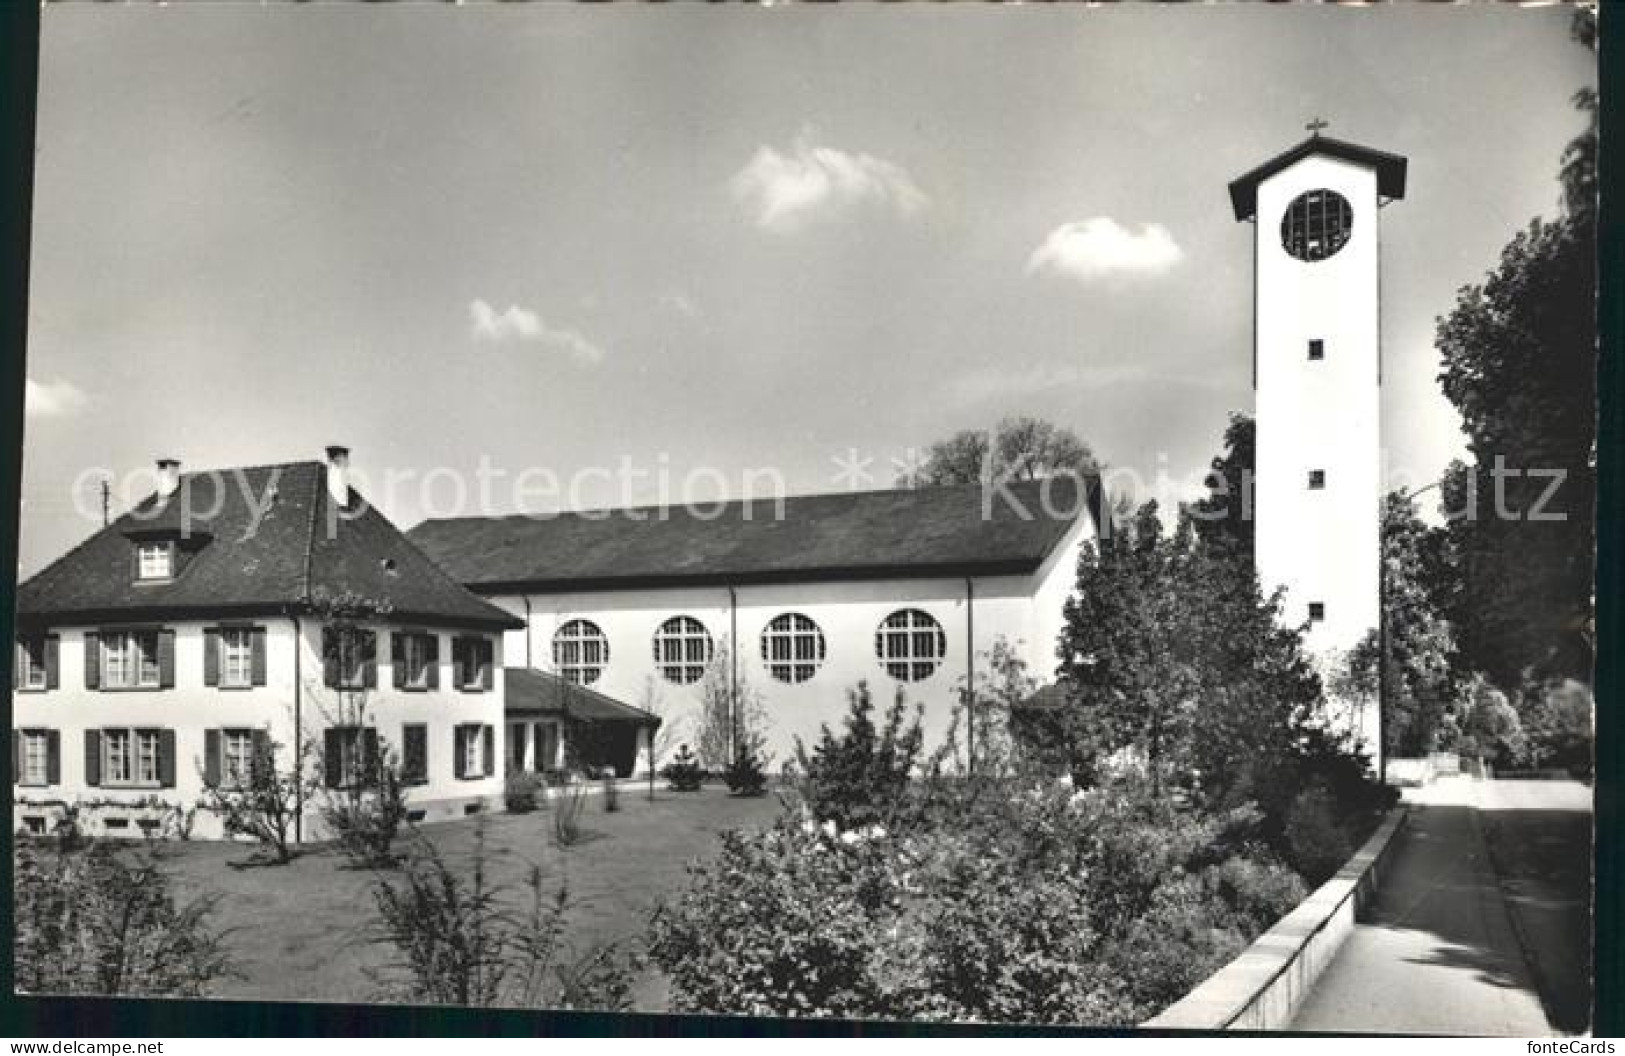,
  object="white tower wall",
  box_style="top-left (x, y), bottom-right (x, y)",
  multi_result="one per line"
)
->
top-left (1253, 154), bottom-right (1382, 755)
